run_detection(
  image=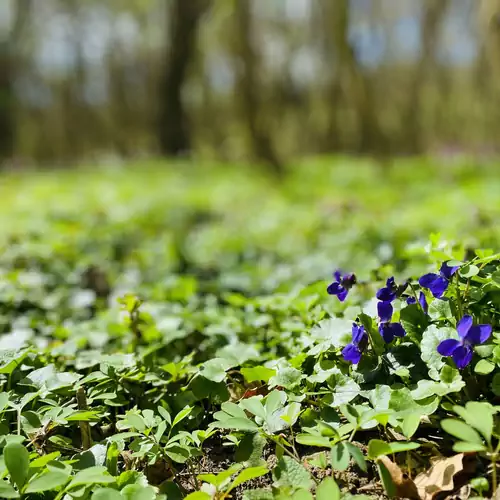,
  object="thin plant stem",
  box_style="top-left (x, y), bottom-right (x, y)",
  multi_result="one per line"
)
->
top-left (491, 454), bottom-right (497, 495)
top-left (408, 282), bottom-right (425, 314)
top-left (455, 274), bottom-right (464, 318)
top-left (348, 428), bottom-right (357, 442)
top-left (187, 459), bottom-right (200, 490)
